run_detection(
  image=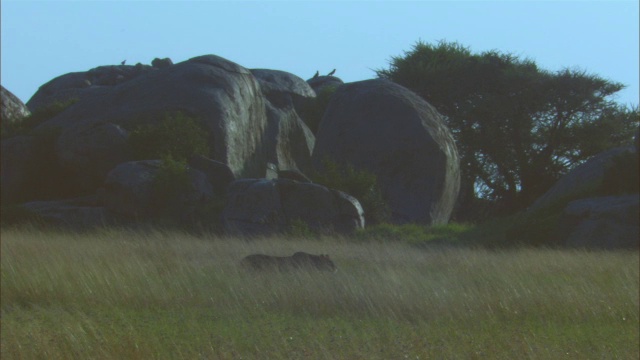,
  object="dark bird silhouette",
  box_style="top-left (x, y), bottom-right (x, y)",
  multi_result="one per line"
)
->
top-left (327, 69), bottom-right (336, 76)
top-left (312, 71), bottom-right (319, 79)
top-left (121, 60), bottom-right (126, 65)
